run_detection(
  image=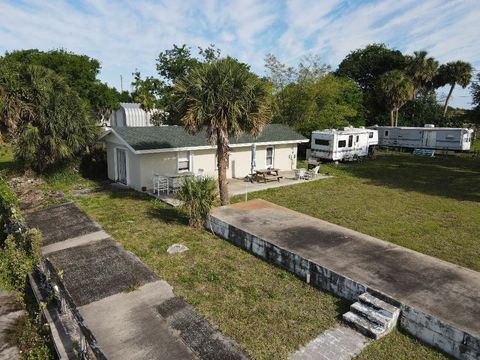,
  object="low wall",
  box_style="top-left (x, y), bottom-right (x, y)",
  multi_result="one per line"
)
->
top-left (208, 215), bottom-right (480, 360)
